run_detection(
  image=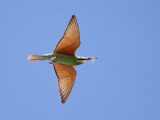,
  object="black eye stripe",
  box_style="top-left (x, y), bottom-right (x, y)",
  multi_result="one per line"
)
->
top-left (77, 58), bottom-right (86, 60)
top-left (77, 58), bottom-right (91, 60)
